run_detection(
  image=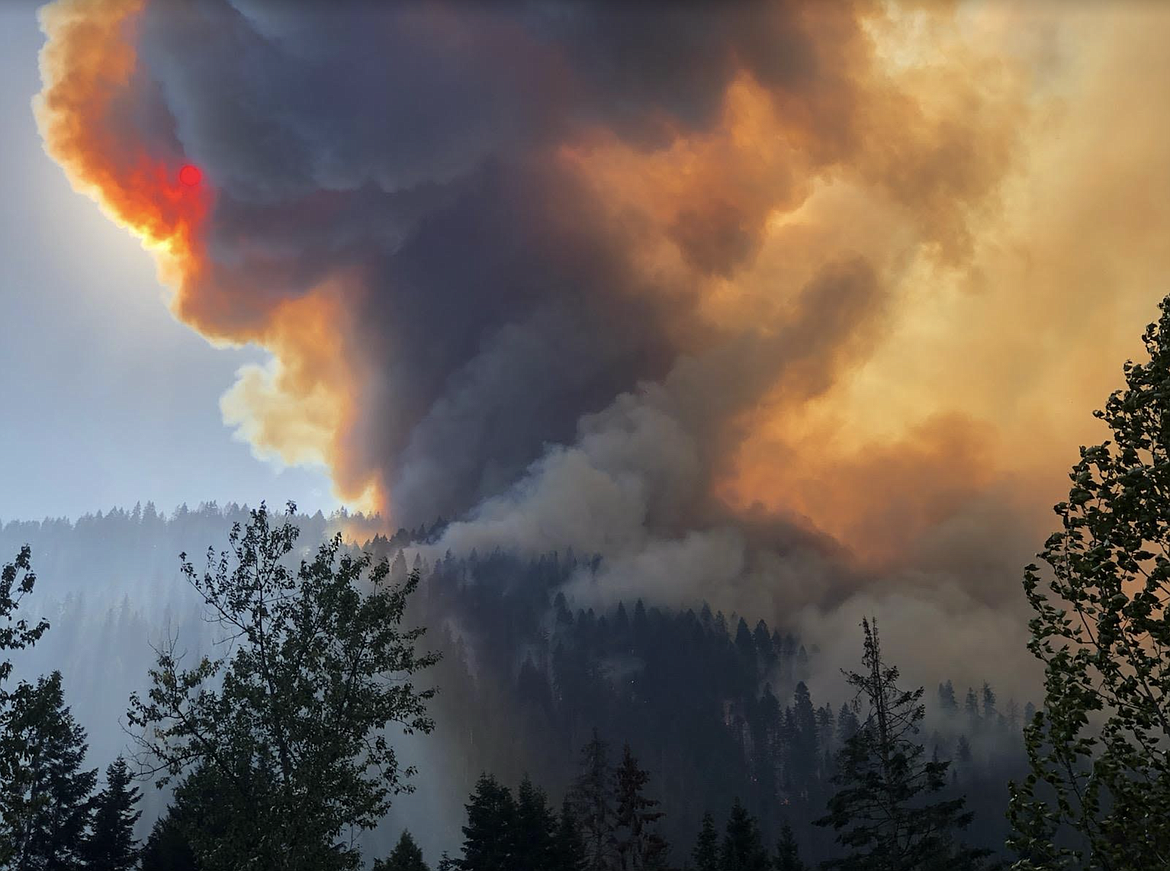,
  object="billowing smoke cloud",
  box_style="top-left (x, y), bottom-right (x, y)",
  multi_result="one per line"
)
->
top-left (34, 0), bottom-right (1170, 684)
